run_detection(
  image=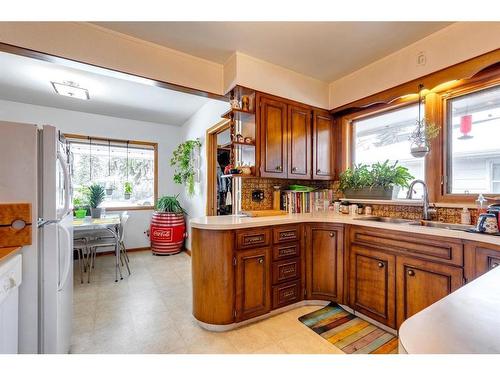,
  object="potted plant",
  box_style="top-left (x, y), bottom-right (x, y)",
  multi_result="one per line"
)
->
top-left (339, 160), bottom-right (414, 200)
top-left (87, 184), bottom-right (106, 218)
top-left (150, 195), bottom-right (187, 255)
top-left (105, 182), bottom-right (115, 196)
top-left (73, 197), bottom-right (87, 219)
top-left (124, 182), bottom-right (132, 200)
top-left (170, 139), bottom-right (201, 197)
